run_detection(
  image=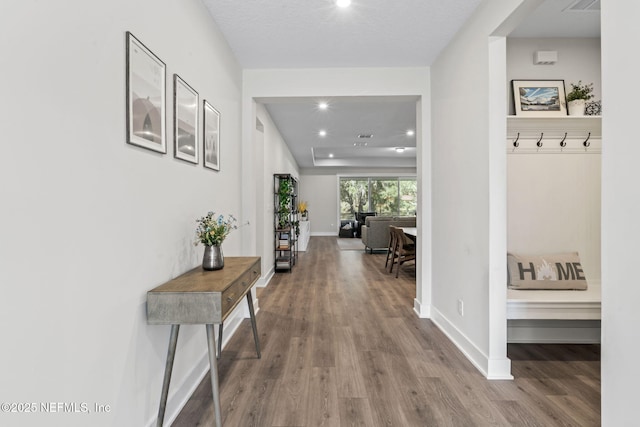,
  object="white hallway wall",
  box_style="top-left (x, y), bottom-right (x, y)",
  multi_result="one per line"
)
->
top-left (252, 103), bottom-right (299, 279)
top-left (299, 174), bottom-right (339, 236)
top-left (430, 0), bottom-right (542, 379)
top-left (507, 38), bottom-right (602, 114)
top-left (0, 1), bottom-right (245, 425)
top-left (507, 155), bottom-right (601, 280)
top-left (601, 2), bottom-right (640, 424)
